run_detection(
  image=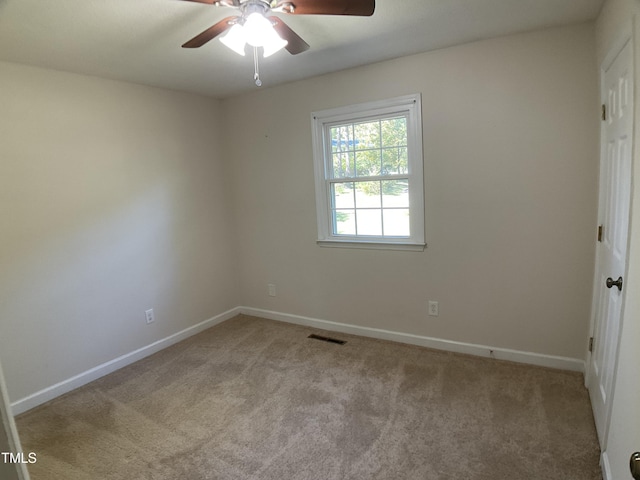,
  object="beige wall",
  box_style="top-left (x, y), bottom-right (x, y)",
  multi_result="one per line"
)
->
top-left (0, 62), bottom-right (239, 402)
top-left (595, 0), bottom-right (640, 477)
top-left (223, 23), bottom-right (599, 360)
